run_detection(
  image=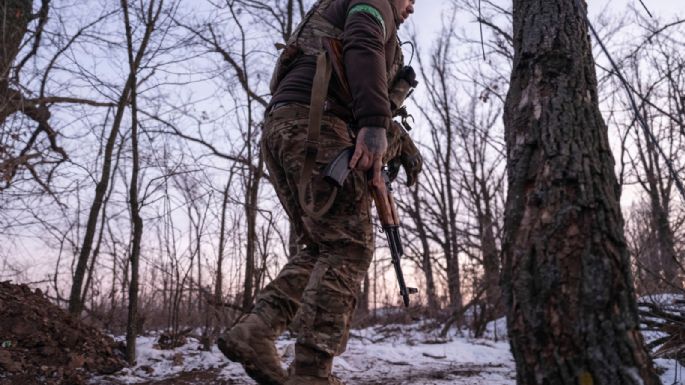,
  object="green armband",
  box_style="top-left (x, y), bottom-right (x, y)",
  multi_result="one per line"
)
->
top-left (347, 4), bottom-right (387, 41)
